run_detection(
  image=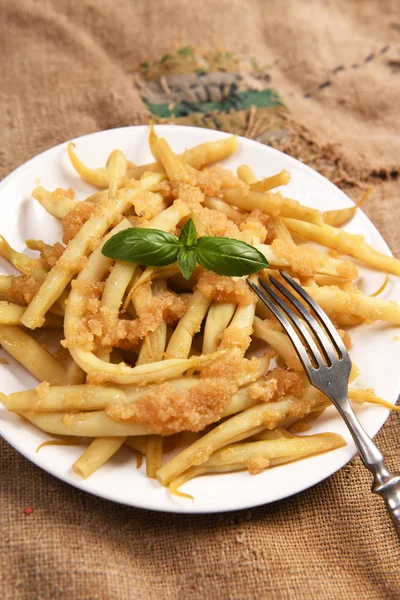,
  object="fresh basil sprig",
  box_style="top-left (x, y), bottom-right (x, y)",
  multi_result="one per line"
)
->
top-left (102, 218), bottom-right (268, 279)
